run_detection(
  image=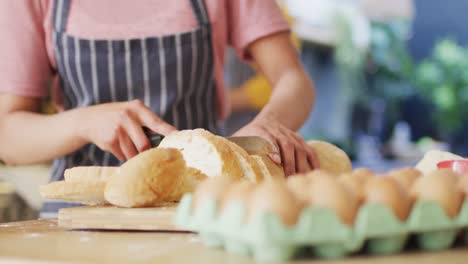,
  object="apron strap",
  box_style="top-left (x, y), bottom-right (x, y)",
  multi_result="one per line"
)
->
top-left (52, 0), bottom-right (72, 32)
top-left (189, 0), bottom-right (211, 29)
